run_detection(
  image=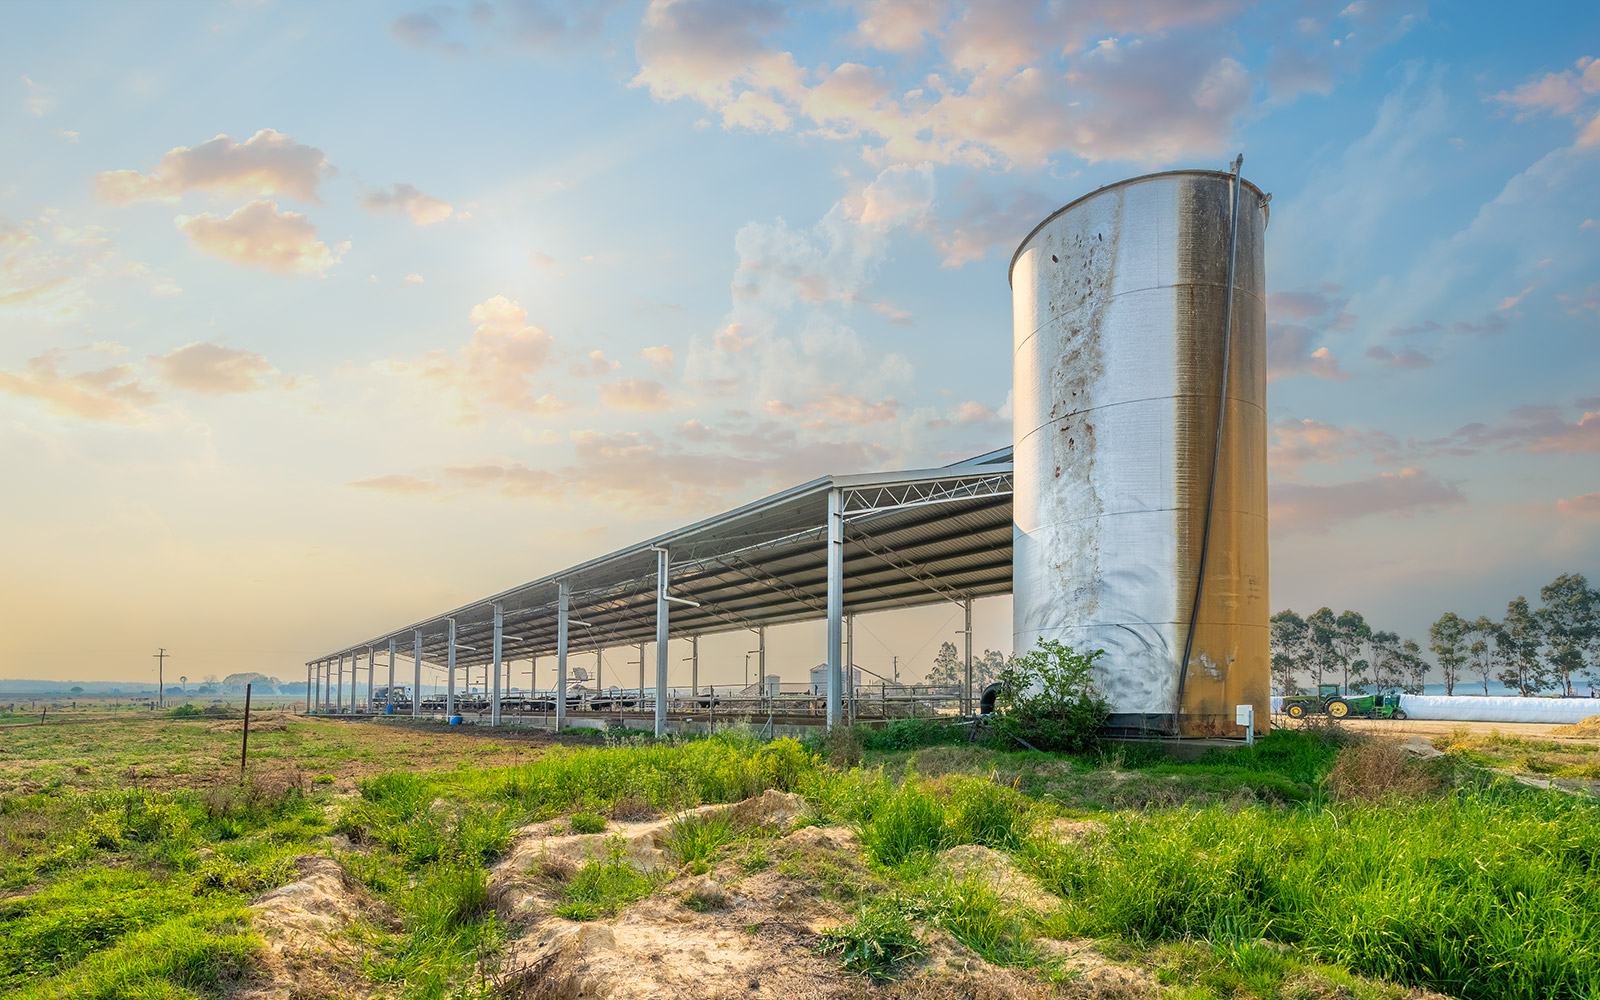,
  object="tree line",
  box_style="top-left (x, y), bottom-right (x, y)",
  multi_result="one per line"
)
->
top-left (1271, 572), bottom-right (1597, 698)
top-left (926, 642), bottom-right (1009, 688)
